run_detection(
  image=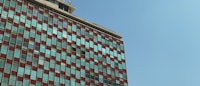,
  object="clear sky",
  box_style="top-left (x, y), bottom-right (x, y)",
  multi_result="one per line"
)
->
top-left (72, 0), bottom-right (200, 86)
